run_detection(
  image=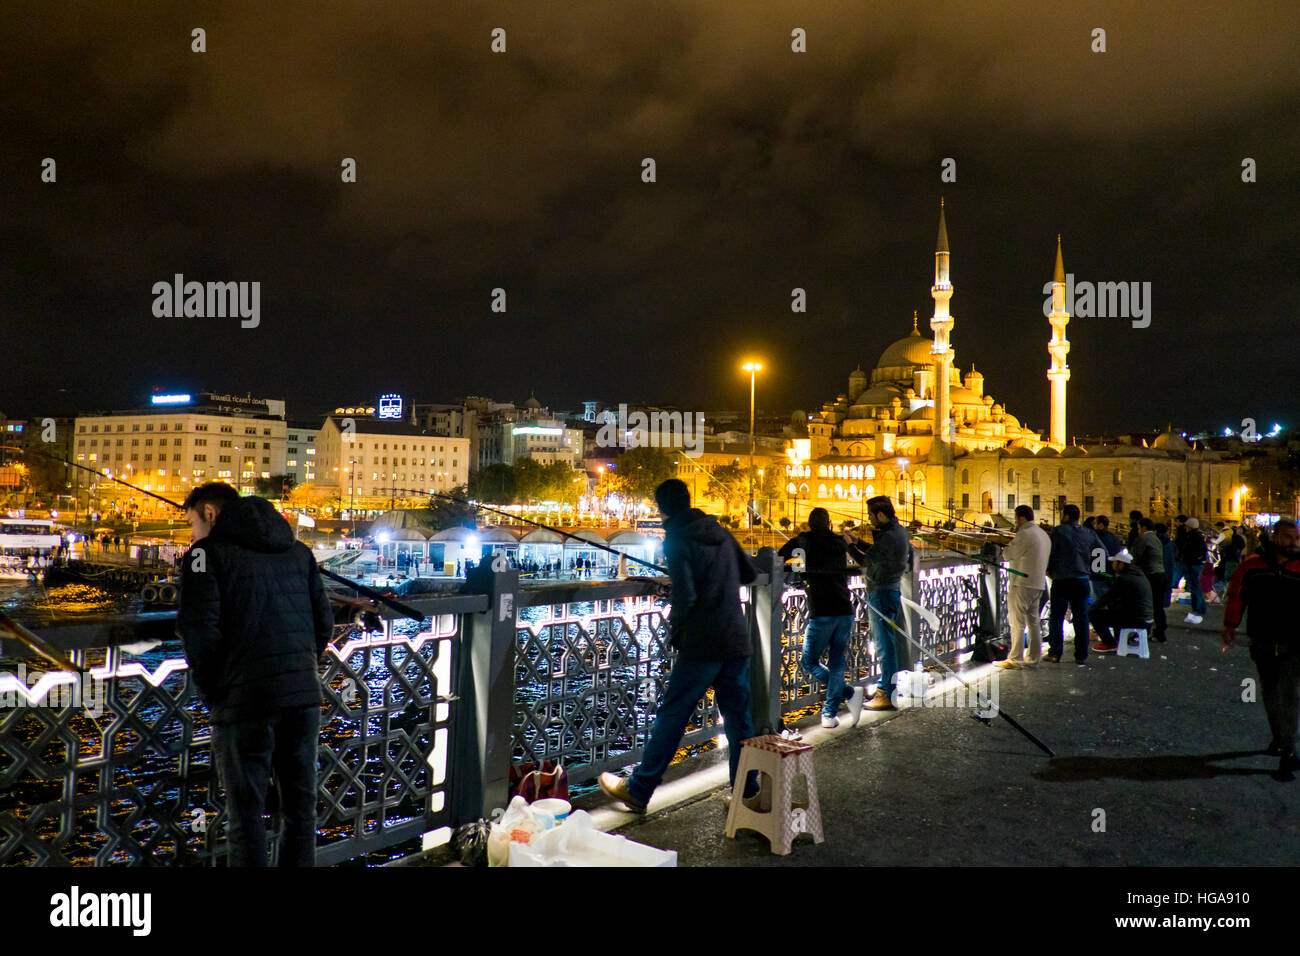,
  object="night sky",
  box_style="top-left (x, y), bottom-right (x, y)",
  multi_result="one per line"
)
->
top-left (1, 1), bottom-right (1296, 436)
